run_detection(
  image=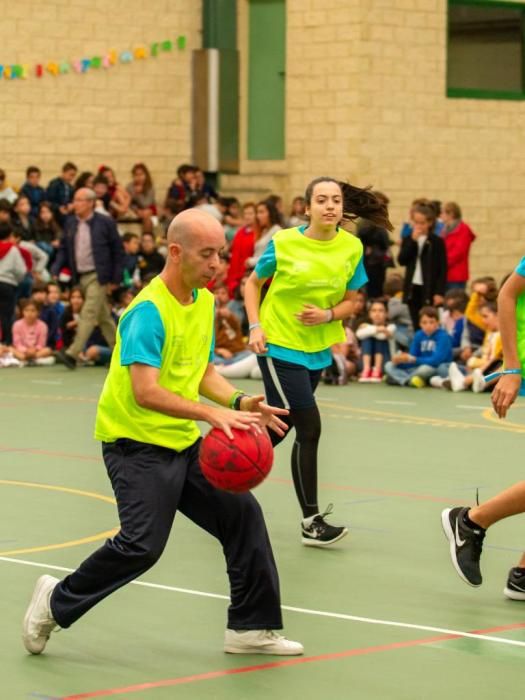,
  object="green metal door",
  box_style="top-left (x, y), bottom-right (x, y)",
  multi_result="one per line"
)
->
top-left (248, 0), bottom-right (286, 160)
